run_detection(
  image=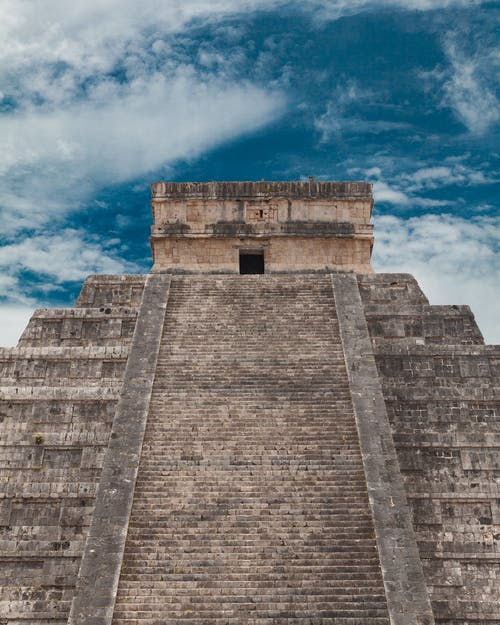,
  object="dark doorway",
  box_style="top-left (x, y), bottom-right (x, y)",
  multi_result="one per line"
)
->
top-left (239, 252), bottom-right (264, 274)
